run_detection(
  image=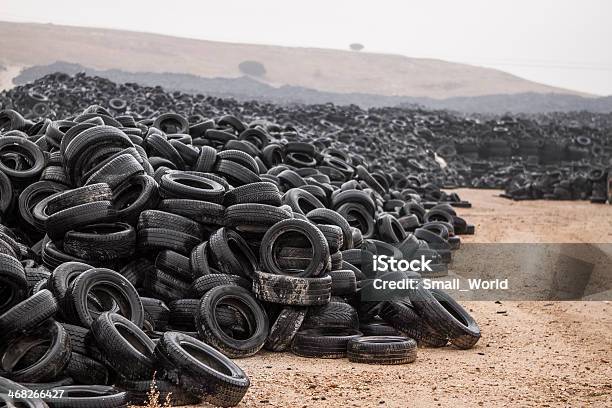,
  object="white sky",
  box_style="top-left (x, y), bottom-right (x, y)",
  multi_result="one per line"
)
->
top-left (2, 0), bottom-right (611, 95)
